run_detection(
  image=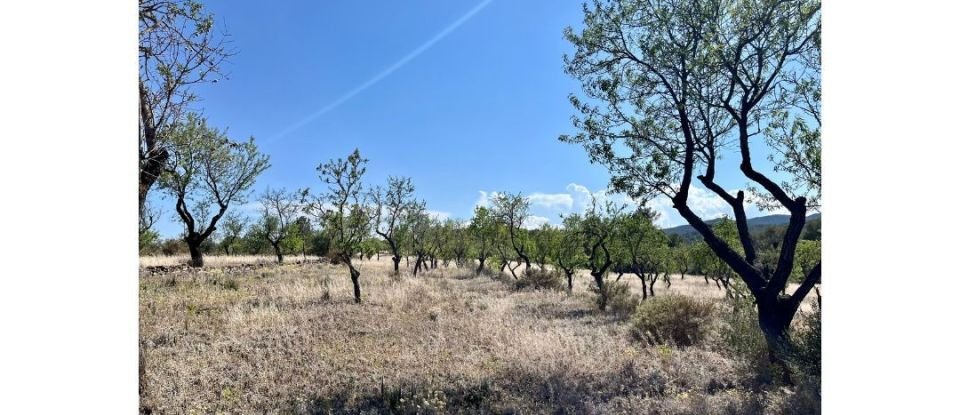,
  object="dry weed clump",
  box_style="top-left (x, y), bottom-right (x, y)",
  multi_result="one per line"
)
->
top-left (140, 256), bottom-right (817, 414)
top-left (630, 295), bottom-right (716, 347)
top-left (513, 268), bottom-right (565, 292)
